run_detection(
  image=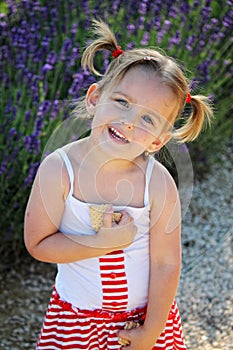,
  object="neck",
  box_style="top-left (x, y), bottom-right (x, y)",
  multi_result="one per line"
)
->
top-left (82, 137), bottom-right (145, 172)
